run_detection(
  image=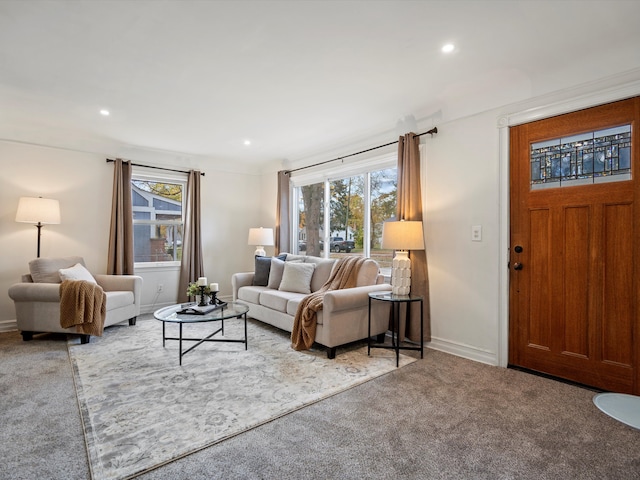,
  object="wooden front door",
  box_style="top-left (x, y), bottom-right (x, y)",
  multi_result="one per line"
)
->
top-left (509, 97), bottom-right (640, 394)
